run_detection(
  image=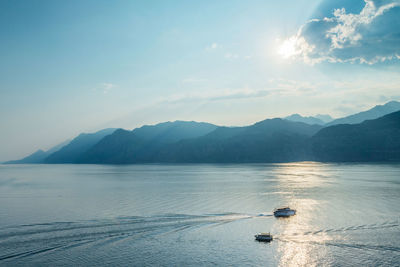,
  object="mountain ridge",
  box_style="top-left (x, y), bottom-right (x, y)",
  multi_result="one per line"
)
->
top-left (44, 128), bottom-right (117, 163)
top-left (154, 118), bottom-right (322, 163)
top-left (78, 121), bottom-right (218, 164)
top-left (5, 101), bottom-right (400, 164)
top-left (284, 114), bottom-right (326, 125)
top-left (327, 101), bottom-right (400, 126)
